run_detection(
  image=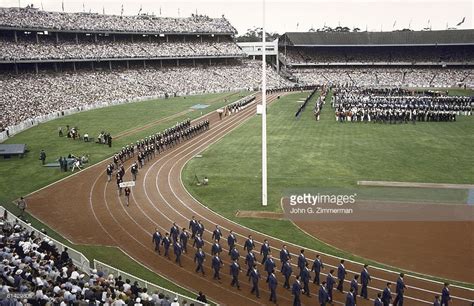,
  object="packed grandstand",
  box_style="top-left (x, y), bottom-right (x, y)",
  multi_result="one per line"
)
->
top-left (1, 7), bottom-right (473, 136)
